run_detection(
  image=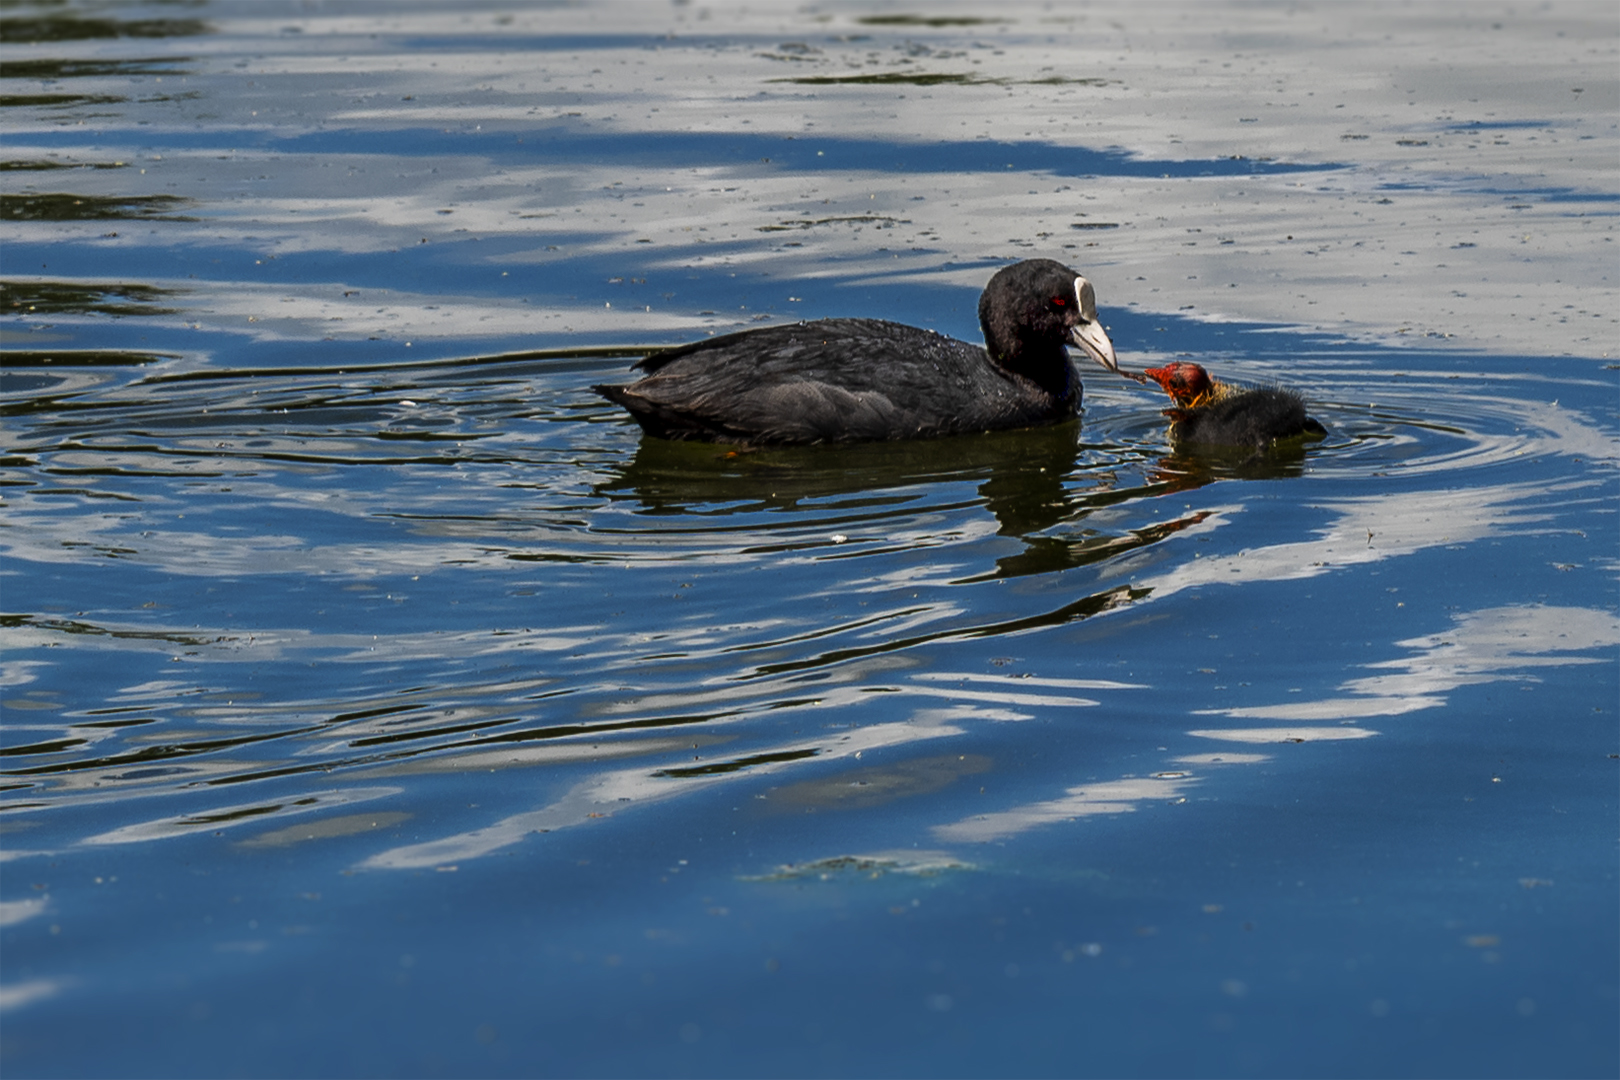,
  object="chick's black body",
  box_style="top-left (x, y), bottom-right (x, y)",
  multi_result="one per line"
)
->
top-left (593, 259), bottom-right (1119, 446)
top-left (1168, 387), bottom-right (1327, 450)
top-left (1143, 362), bottom-right (1326, 452)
